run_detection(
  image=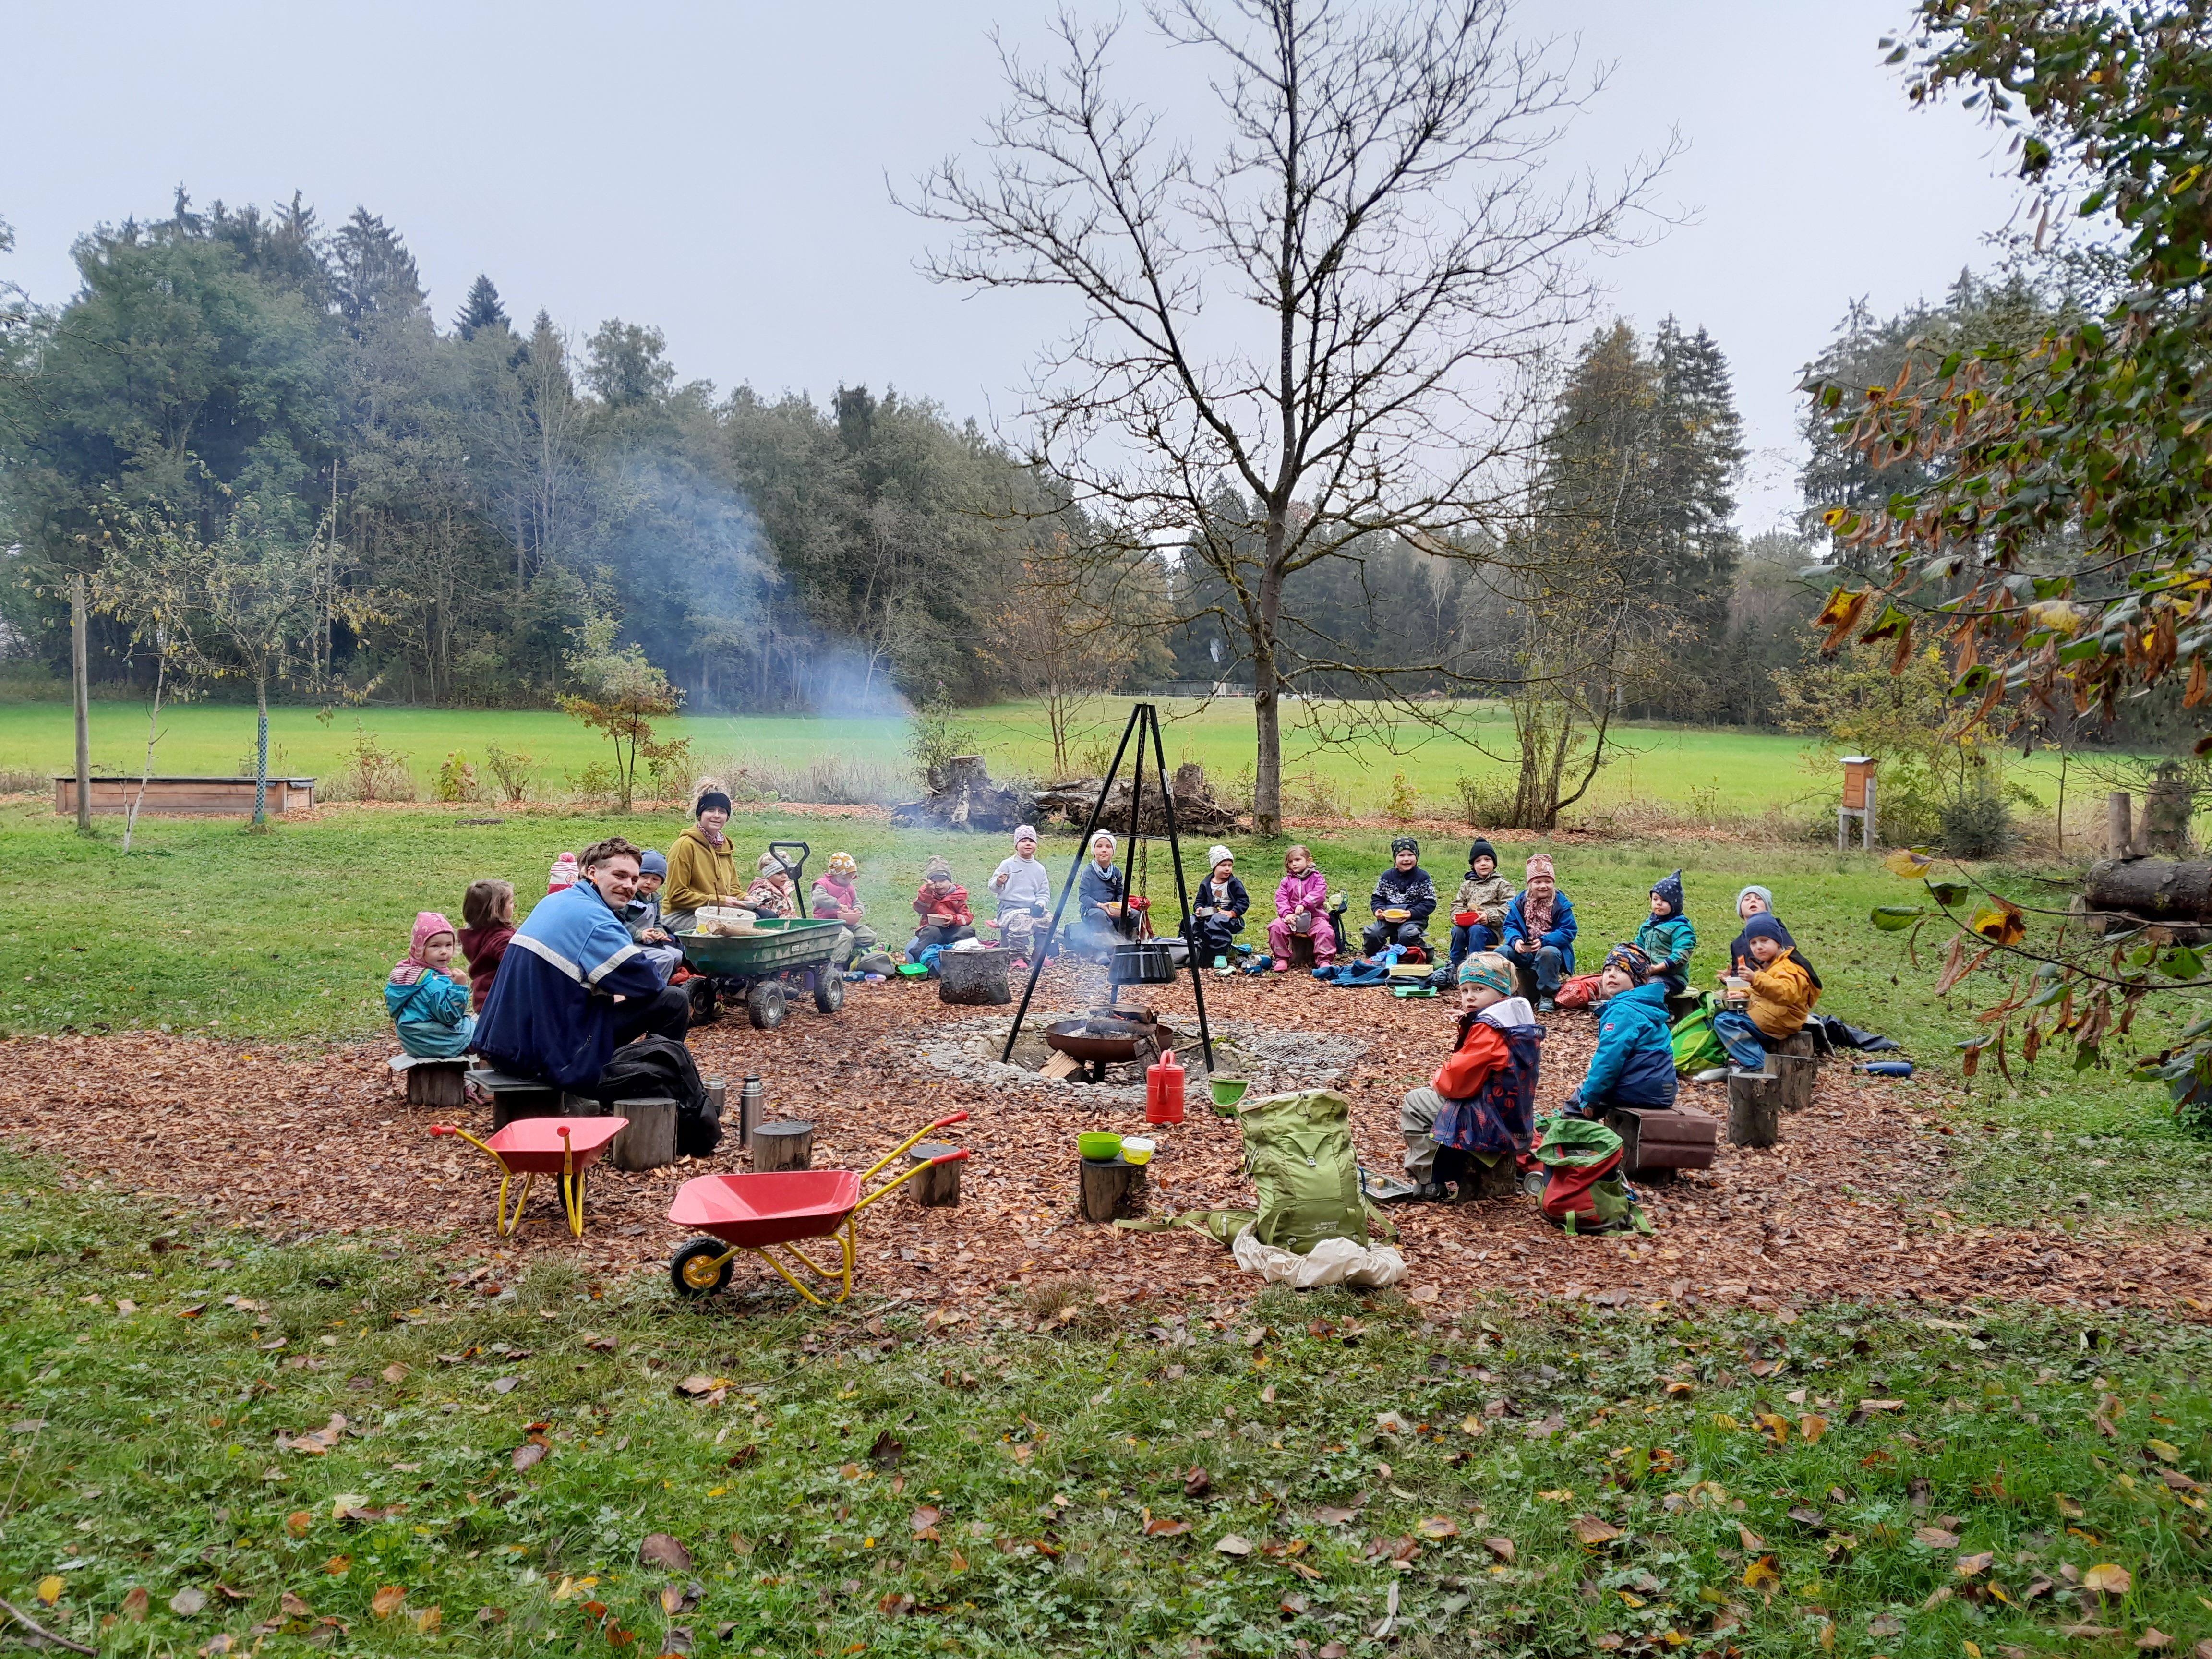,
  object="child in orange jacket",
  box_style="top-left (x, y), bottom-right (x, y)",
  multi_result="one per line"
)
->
top-left (1741, 914), bottom-right (1819, 1043)
top-left (1396, 953), bottom-right (1541, 1201)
